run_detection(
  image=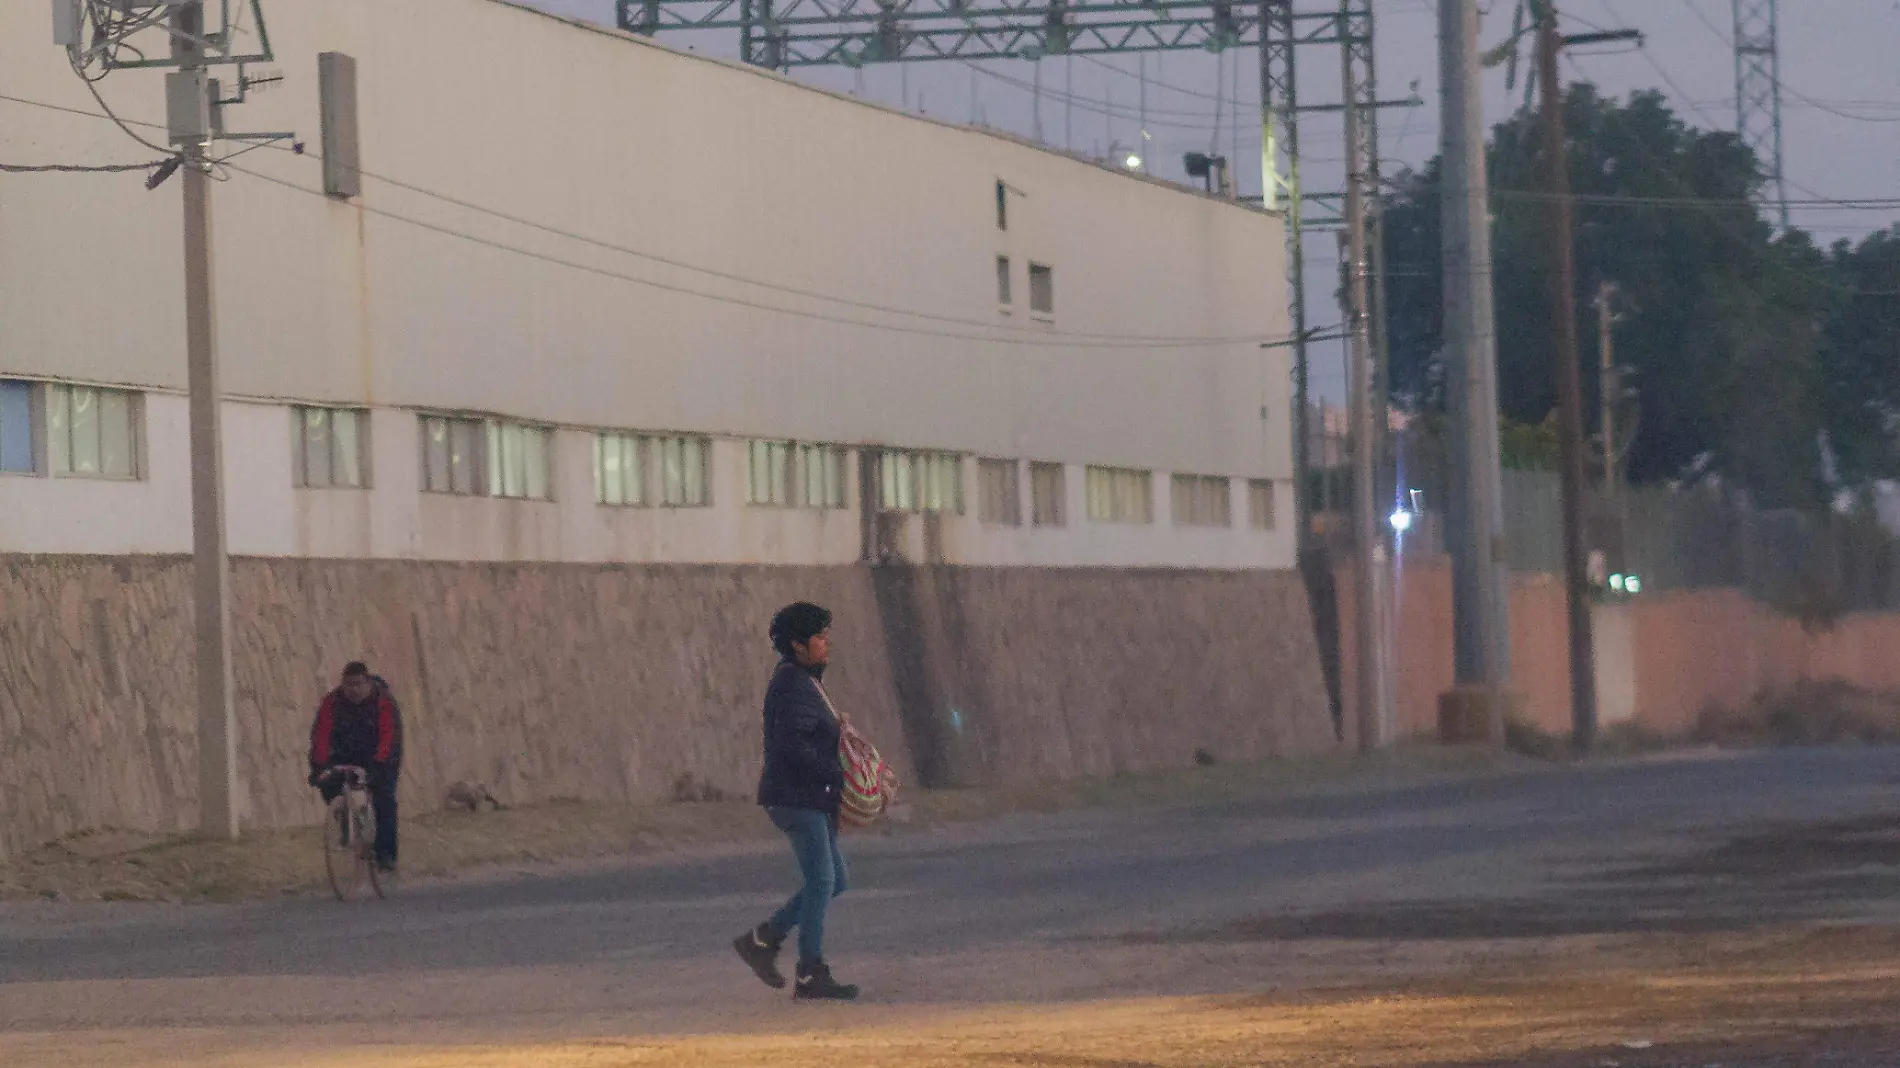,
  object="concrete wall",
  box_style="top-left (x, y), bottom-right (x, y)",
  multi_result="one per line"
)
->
top-left (0, 0), bottom-right (1289, 486)
top-left (0, 556), bottom-right (1333, 857)
top-left (1336, 554), bottom-right (1900, 743)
